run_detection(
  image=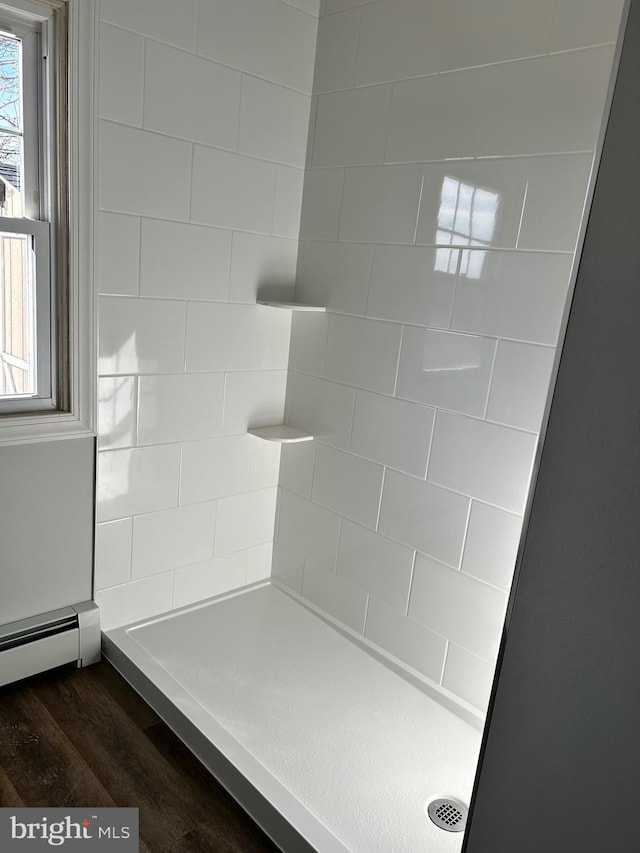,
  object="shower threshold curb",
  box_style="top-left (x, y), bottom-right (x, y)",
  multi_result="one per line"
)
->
top-left (102, 626), bottom-right (345, 853)
top-left (102, 629), bottom-right (350, 853)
